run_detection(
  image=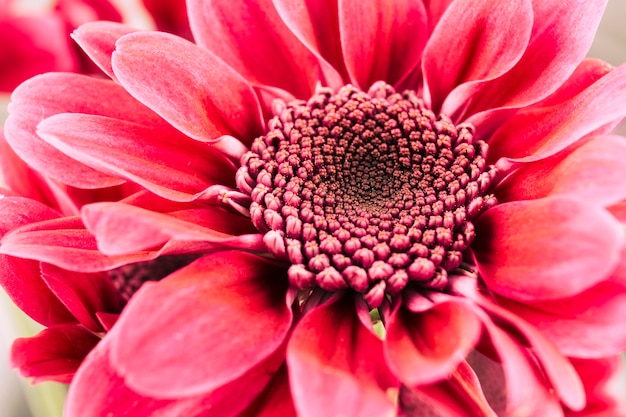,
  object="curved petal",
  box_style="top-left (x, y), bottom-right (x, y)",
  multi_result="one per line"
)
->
top-left (40, 264), bottom-right (119, 332)
top-left (422, 0), bottom-right (532, 113)
top-left (112, 31), bottom-right (264, 144)
top-left (496, 279), bottom-right (626, 358)
top-left (495, 135), bottom-right (626, 206)
top-left (568, 356), bottom-right (626, 416)
top-left (37, 113), bottom-right (237, 201)
top-left (462, 0), bottom-right (608, 123)
top-left (338, 0), bottom-right (427, 89)
top-left (187, 0), bottom-right (326, 98)
top-left (239, 365), bottom-right (297, 417)
top-left (11, 324), bottom-right (101, 384)
top-left (109, 252), bottom-right (292, 397)
top-left (473, 196), bottom-right (624, 301)
top-left (71, 21), bottom-right (141, 81)
top-left (273, 0), bottom-right (348, 85)
top-left (81, 202), bottom-right (265, 255)
top-left (287, 296), bottom-right (398, 417)
top-left (385, 299), bottom-right (482, 386)
top-left (5, 73), bottom-right (166, 188)
top-left (487, 63), bottom-right (626, 163)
